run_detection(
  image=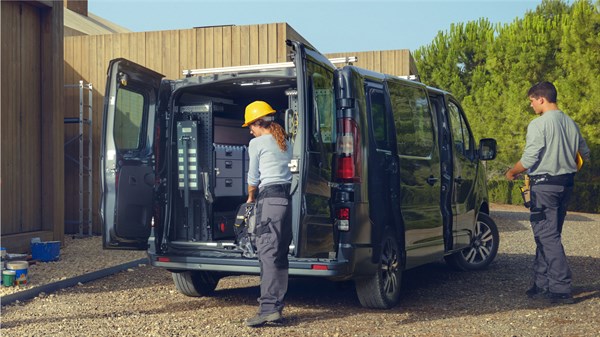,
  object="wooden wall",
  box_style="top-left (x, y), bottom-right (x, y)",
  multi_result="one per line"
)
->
top-left (325, 49), bottom-right (418, 76)
top-left (1, 1), bottom-right (64, 253)
top-left (63, 23), bottom-right (311, 234)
